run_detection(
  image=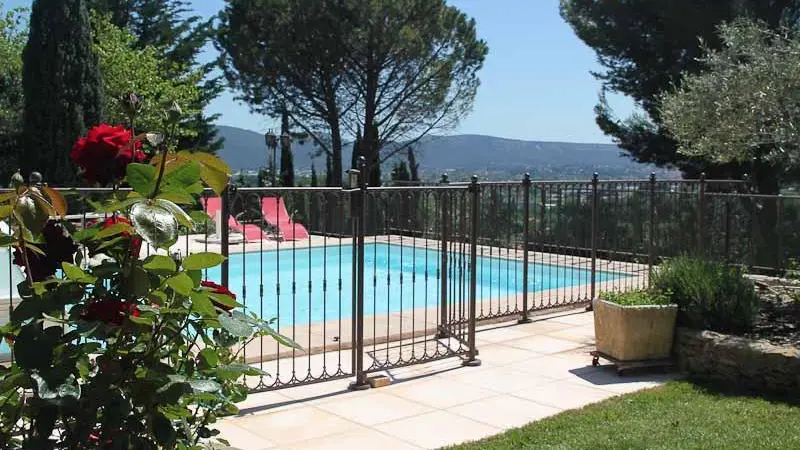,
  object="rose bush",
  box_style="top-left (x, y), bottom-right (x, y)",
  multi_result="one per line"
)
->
top-left (0, 102), bottom-right (296, 449)
top-left (70, 123), bottom-right (147, 186)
